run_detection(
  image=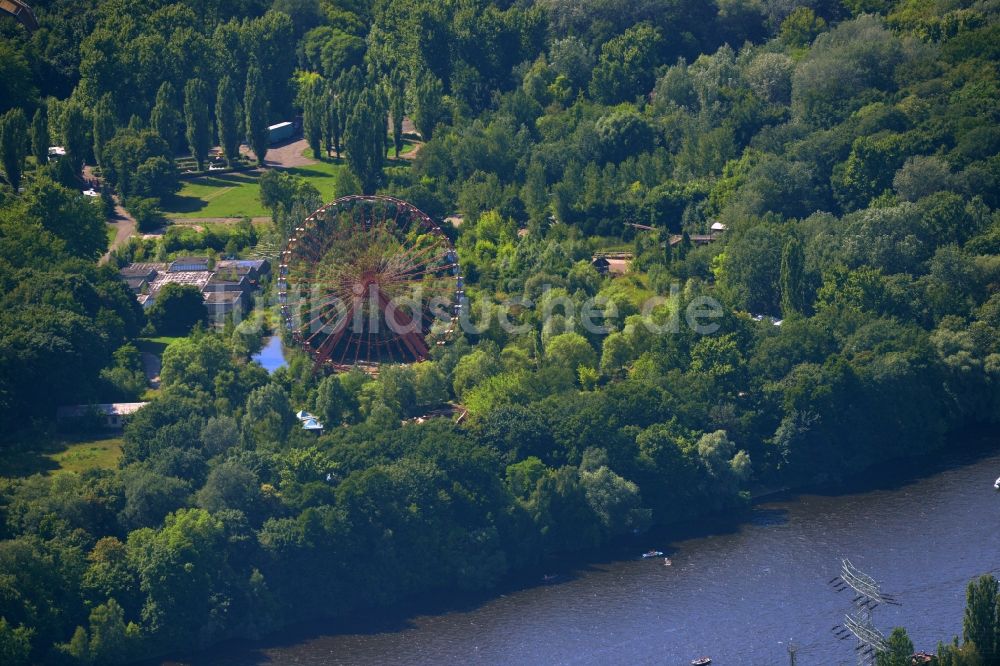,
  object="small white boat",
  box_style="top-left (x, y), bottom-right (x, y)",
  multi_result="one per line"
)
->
top-left (994, 476), bottom-right (999, 490)
top-left (691, 658), bottom-right (712, 666)
top-left (663, 557), bottom-right (672, 567)
top-left (642, 550), bottom-right (664, 559)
